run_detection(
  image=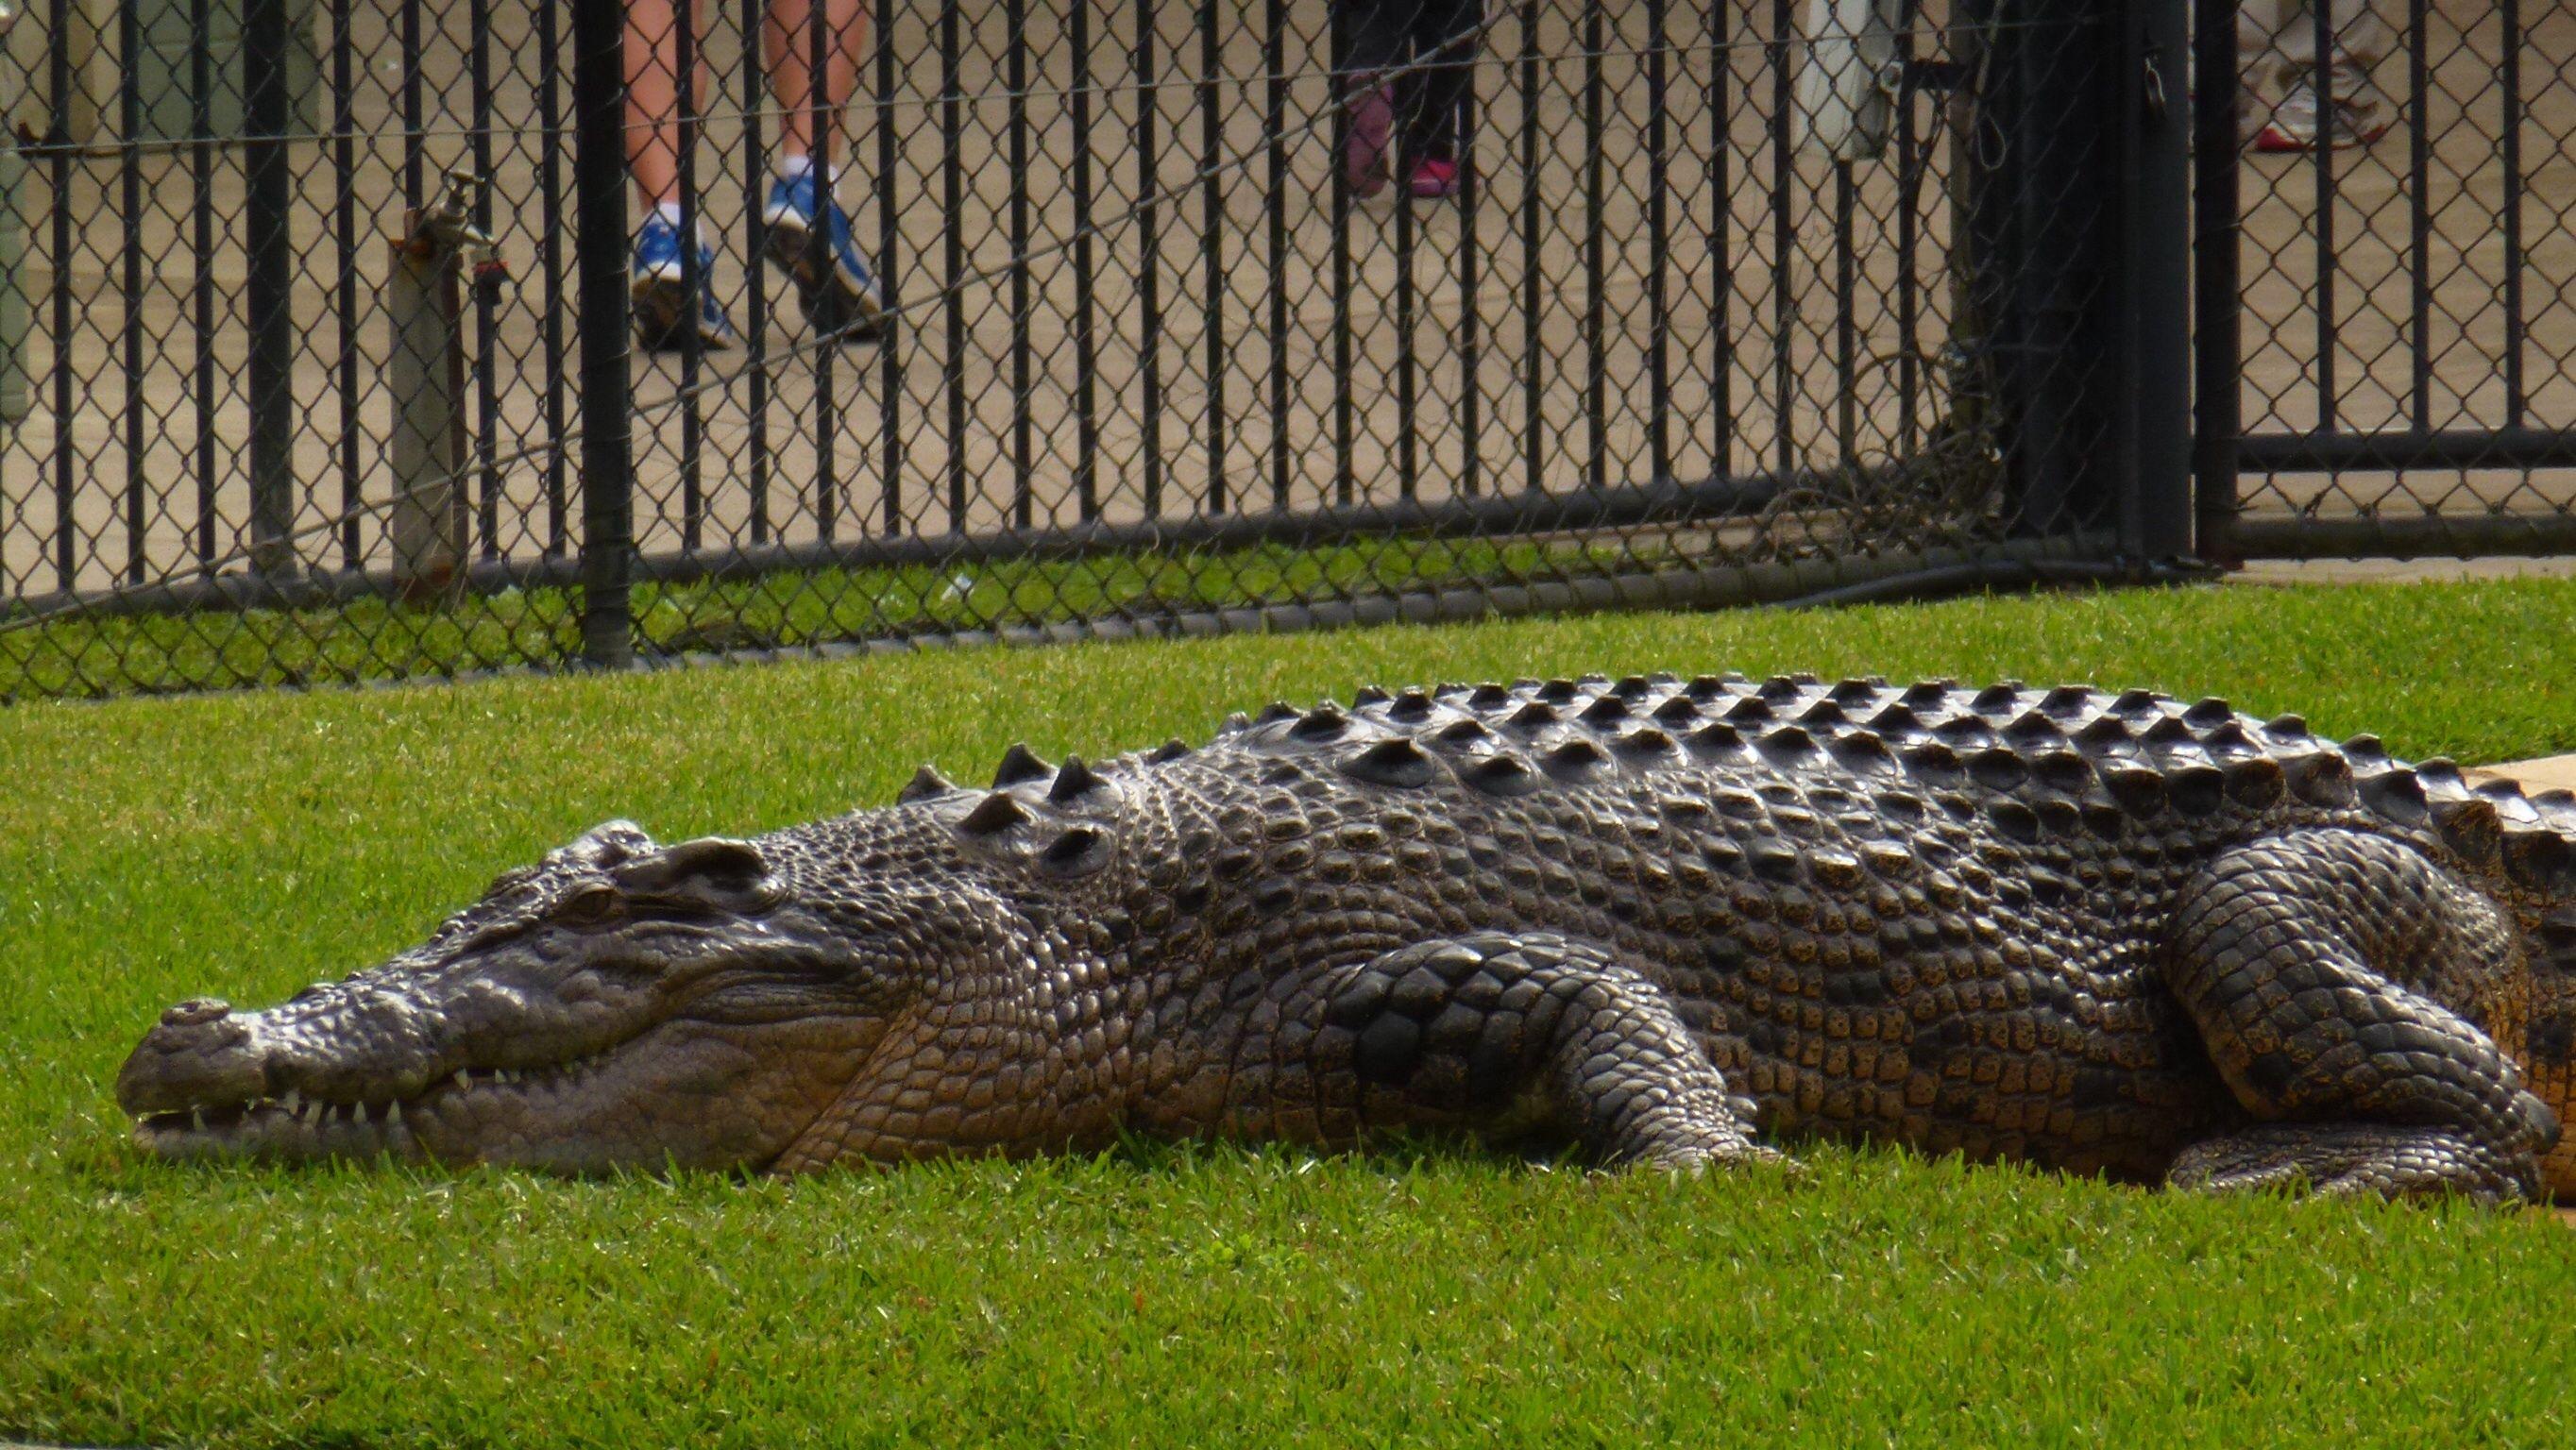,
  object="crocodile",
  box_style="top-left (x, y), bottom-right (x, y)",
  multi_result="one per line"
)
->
top-left (117, 672), bottom-right (2576, 1203)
